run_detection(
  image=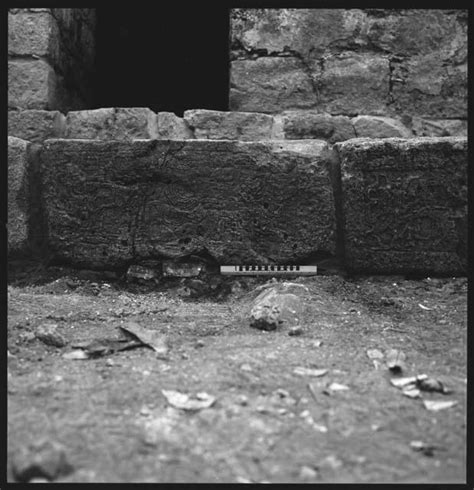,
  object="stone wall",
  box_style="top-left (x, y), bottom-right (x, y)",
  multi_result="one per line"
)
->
top-left (8, 135), bottom-right (467, 275)
top-left (7, 108), bottom-right (468, 145)
top-left (8, 8), bottom-right (96, 111)
top-left (230, 9), bottom-right (467, 126)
